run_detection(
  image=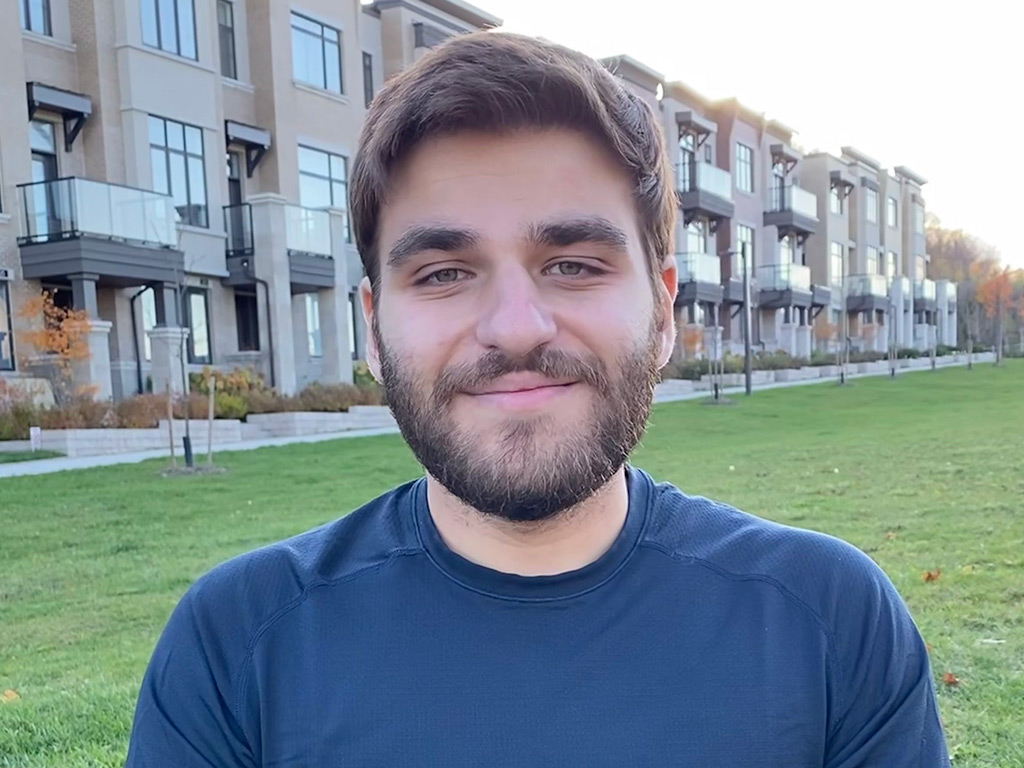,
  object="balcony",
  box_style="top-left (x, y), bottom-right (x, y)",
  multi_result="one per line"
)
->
top-left (914, 278), bottom-right (936, 312)
top-left (938, 280), bottom-right (957, 308)
top-left (763, 184), bottom-right (819, 239)
top-left (846, 273), bottom-right (889, 313)
top-left (675, 251), bottom-right (723, 305)
top-left (16, 177), bottom-right (183, 286)
top-left (677, 162), bottom-right (734, 225)
top-left (757, 262), bottom-right (812, 308)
